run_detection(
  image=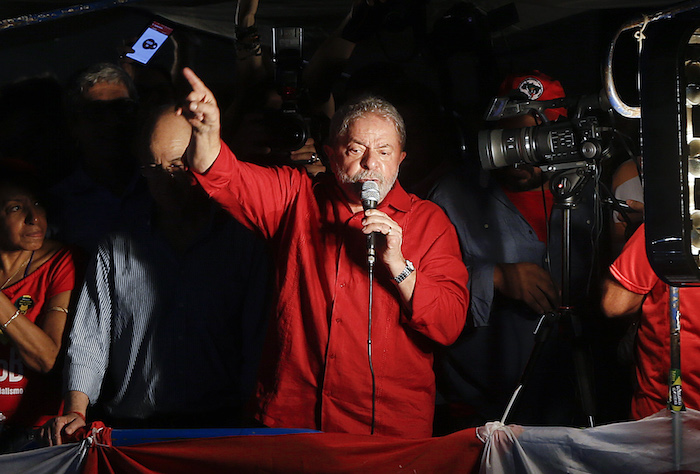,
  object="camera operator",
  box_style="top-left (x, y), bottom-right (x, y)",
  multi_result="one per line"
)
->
top-left (429, 71), bottom-right (596, 432)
